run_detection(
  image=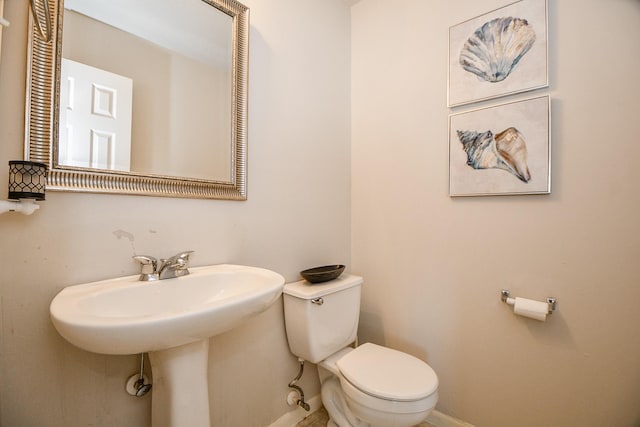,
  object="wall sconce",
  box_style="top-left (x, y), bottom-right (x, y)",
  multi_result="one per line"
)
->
top-left (0, 161), bottom-right (47, 215)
